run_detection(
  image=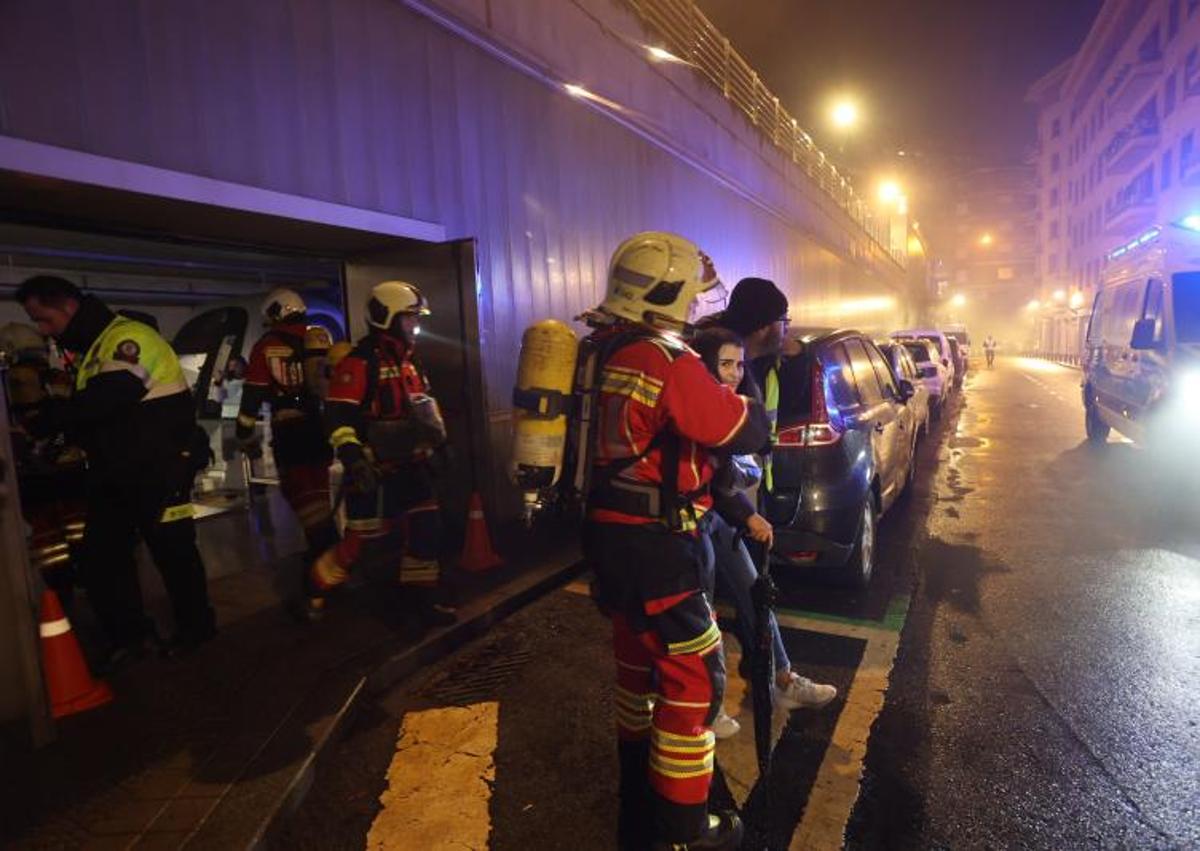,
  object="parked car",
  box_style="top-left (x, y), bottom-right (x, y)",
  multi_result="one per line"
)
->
top-left (1082, 270), bottom-right (1200, 445)
top-left (764, 328), bottom-right (919, 587)
top-left (898, 338), bottom-right (948, 416)
top-left (891, 329), bottom-right (957, 394)
top-left (879, 341), bottom-right (931, 443)
top-left (943, 324), bottom-right (972, 374)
